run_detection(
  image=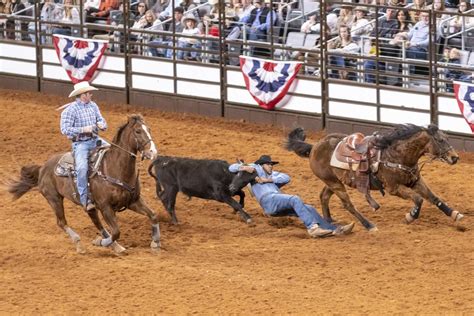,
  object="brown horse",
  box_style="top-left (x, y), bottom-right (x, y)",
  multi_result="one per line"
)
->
top-left (285, 124), bottom-right (463, 231)
top-left (7, 114), bottom-right (160, 254)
